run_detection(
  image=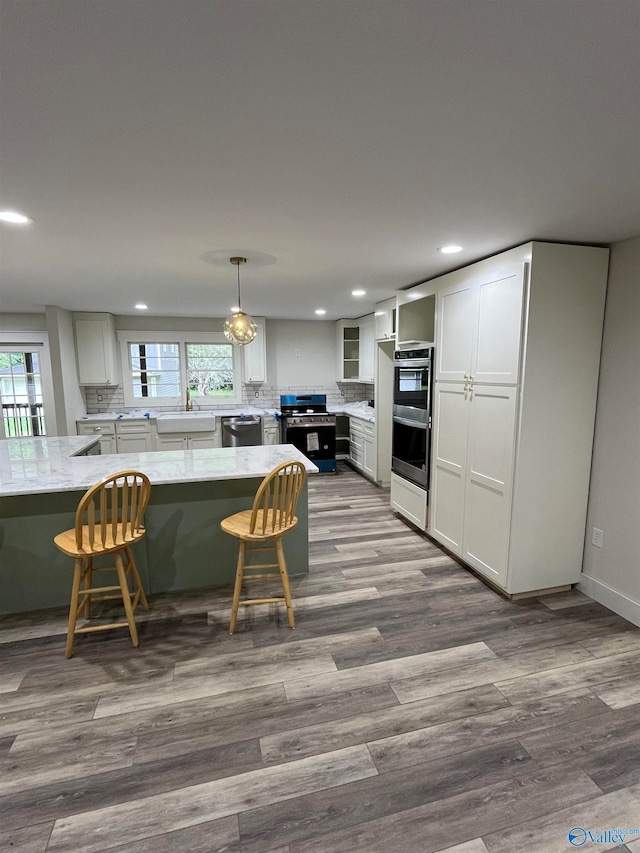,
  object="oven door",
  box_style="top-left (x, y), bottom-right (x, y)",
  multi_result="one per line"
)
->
top-left (393, 363), bottom-right (431, 412)
top-left (283, 421), bottom-right (336, 462)
top-left (392, 415), bottom-right (430, 490)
